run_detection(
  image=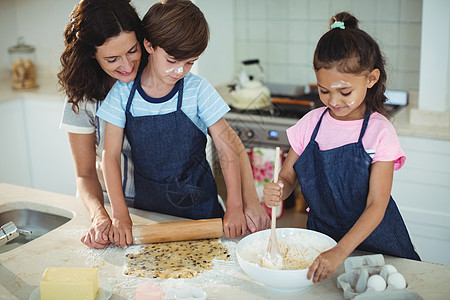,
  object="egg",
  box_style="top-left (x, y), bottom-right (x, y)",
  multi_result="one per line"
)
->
top-left (367, 274), bottom-right (386, 292)
top-left (387, 272), bottom-right (407, 289)
top-left (380, 264), bottom-right (398, 281)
